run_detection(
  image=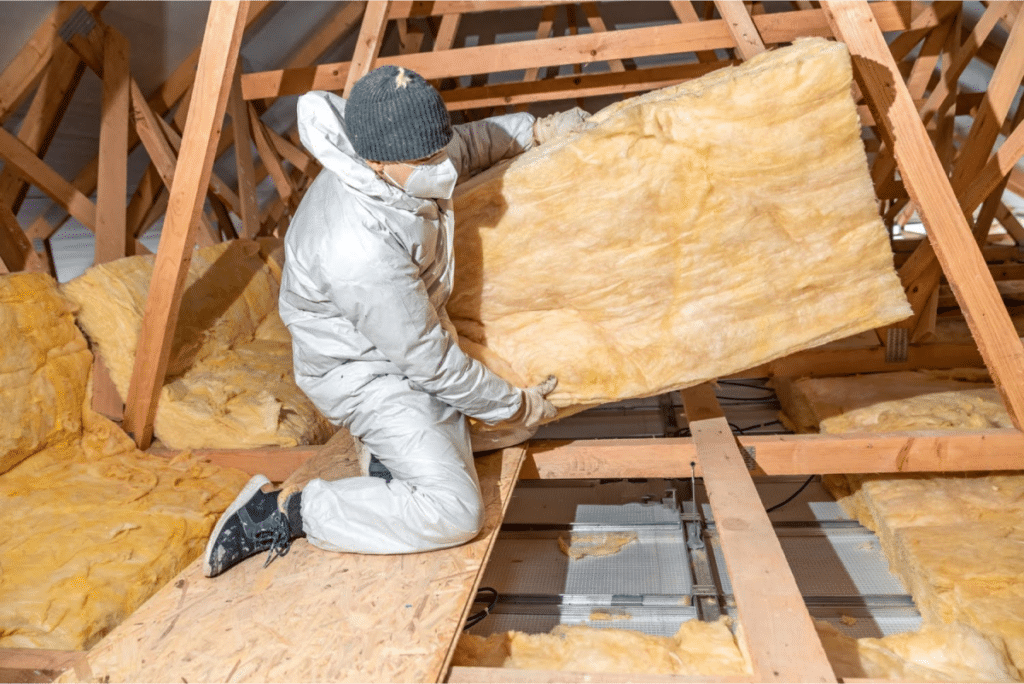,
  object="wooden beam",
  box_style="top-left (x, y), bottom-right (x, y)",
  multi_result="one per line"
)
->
top-left (241, 2), bottom-right (926, 100)
top-left (94, 25), bottom-right (130, 265)
top-left (580, 3), bottom-right (626, 72)
top-left (228, 65), bottom-right (260, 238)
top-left (824, 0), bottom-right (1024, 430)
top-left (996, 204), bottom-right (1024, 245)
top-left (21, 2), bottom-right (274, 246)
top-left (0, 124), bottom-right (97, 230)
top-left (682, 383), bottom-right (834, 683)
top-left (0, 43), bottom-right (84, 215)
top-left (155, 426), bottom-right (1024, 484)
top-left (151, 90), bottom-right (241, 217)
top-left (961, 113), bottom-right (1024, 214)
top-left (0, 648), bottom-right (84, 673)
top-left (0, 2), bottom-right (105, 123)
top-left (752, 342), bottom-right (985, 378)
top-left (714, 0), bottom-right (766, 60)
top-left (342, 0), bottom-right (391, 97)
top-left (440, 61), bottom-right (735, 111)
top-left (122, 1), bottom-right (248, 450)
top-left (248, 104), bottom-right (297, 211)
top-left (670, 1), bottom-right (719, 63)
top-left (0, 204), bottom-right (44, 273)
top-left (127, 79), bottom-right (219, 247)
top-left (949, 7), bottom-right (1024, 192)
